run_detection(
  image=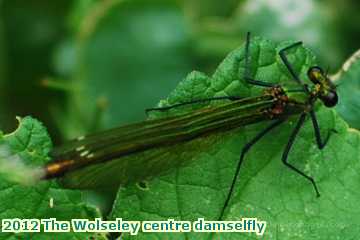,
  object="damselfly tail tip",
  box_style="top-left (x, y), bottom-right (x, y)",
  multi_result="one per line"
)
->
top-left (41, 159), bottom-right (75, 180)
